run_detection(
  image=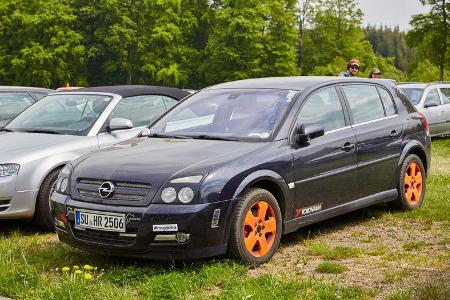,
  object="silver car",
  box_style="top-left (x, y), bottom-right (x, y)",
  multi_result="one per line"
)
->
top-left (399, 82), bottom-right (450, 136)
top-left (0, 85), bottom-right (189, 229)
